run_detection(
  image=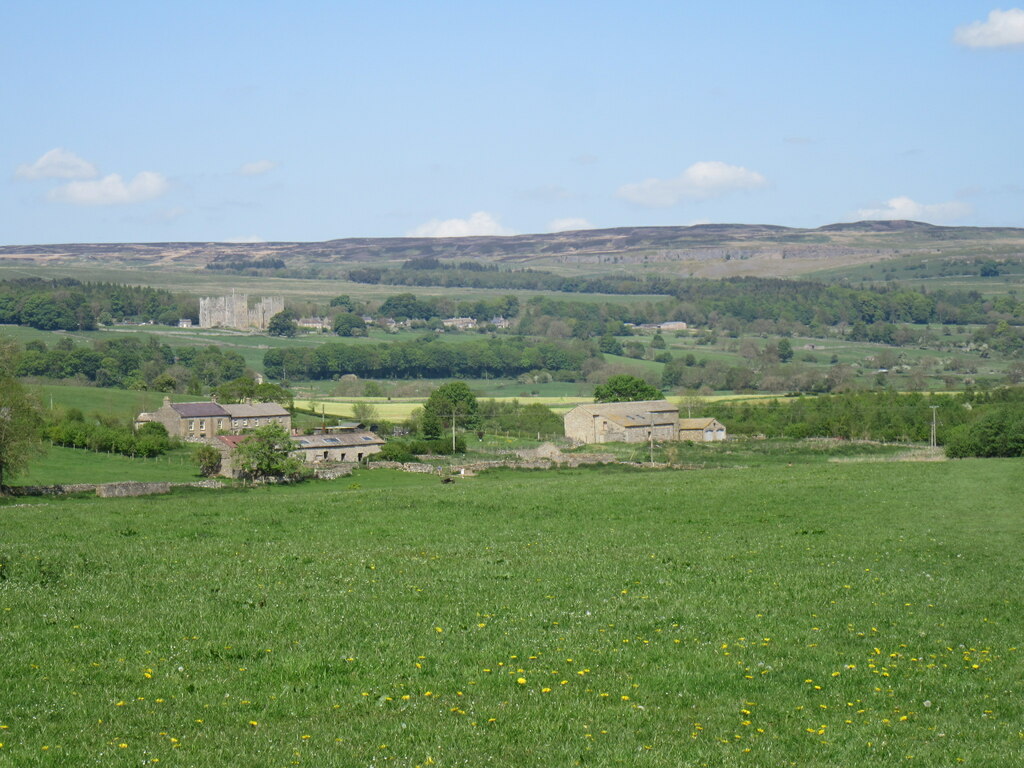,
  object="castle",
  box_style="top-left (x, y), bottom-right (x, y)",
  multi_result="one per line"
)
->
top-left (198, 291), bottom-right (284, 330)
